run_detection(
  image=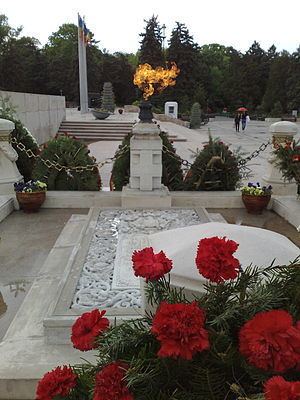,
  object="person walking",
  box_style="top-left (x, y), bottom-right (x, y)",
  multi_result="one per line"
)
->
top-left (234, 113), bottom-right (241, 132)
top-left (241, 113), bottom-right (247, 132)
